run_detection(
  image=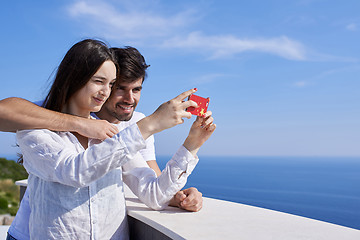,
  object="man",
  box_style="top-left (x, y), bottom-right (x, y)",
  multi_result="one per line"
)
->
top-left (97, 47), bottom-right (204, 210)
top-left (0, 47), bottom-right (203, 211)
